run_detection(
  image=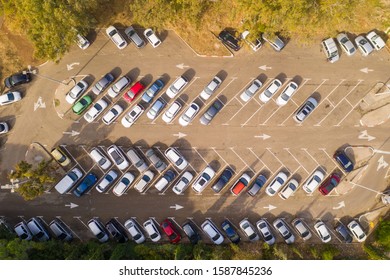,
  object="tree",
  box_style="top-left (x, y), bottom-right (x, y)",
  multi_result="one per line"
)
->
top-left (9, 160), bottom-right (55, 201)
